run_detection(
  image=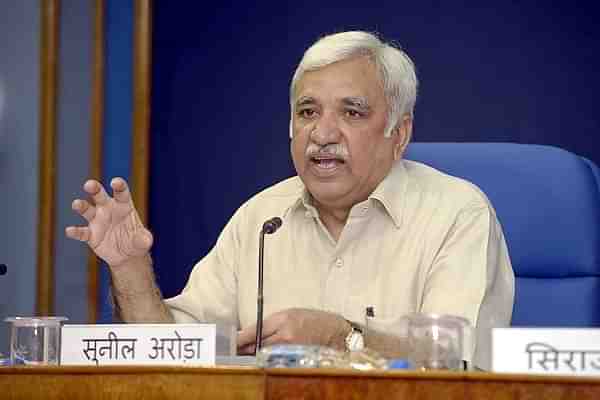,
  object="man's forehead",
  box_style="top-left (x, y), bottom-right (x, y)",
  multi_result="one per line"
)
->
top-left (295, 95), bottom-right (371, 108)
top-left (292, 58), bottom-right (384, 107)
